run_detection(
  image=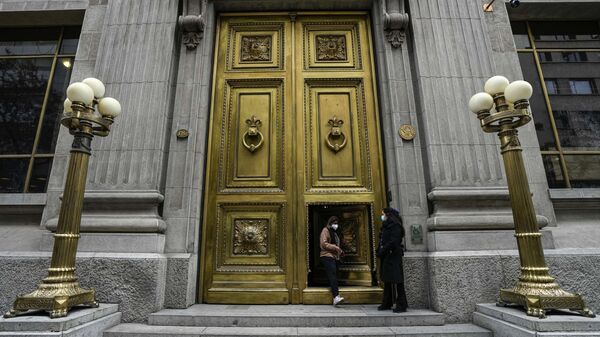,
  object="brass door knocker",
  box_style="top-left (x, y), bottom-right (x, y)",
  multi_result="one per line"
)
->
top-left (326, 116), bottom-right (347, 153)
top-left (242, 115), bottom-right (264, 153)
